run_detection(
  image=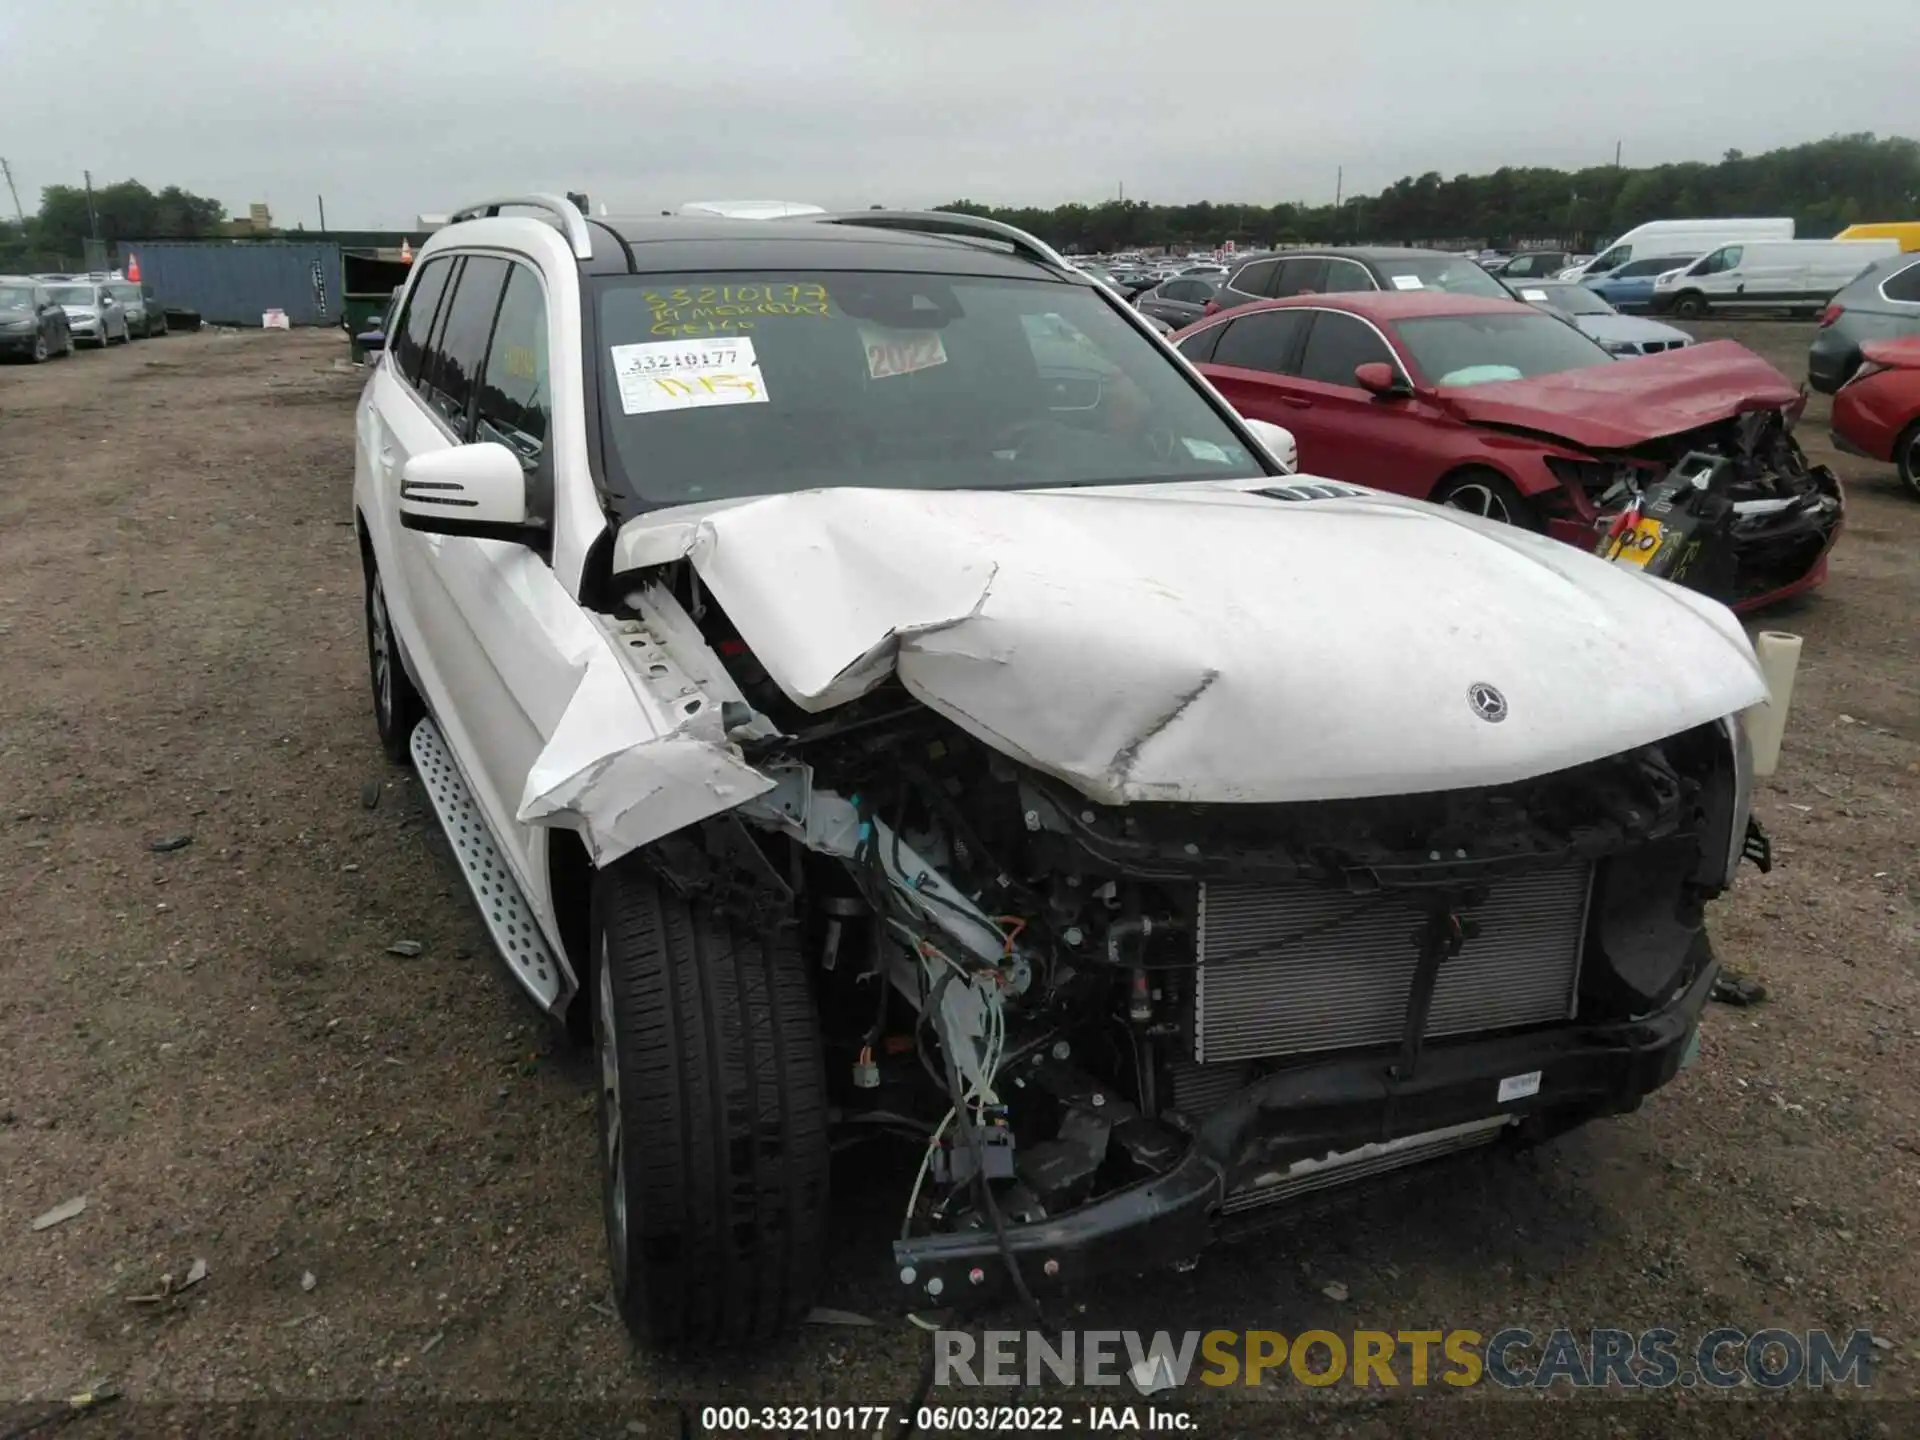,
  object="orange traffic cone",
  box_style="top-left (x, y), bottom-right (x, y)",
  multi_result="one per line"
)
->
top-left (127, 254), bottom-right (141, 282)
top-left (400, 240), bottom-right (413, 264)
